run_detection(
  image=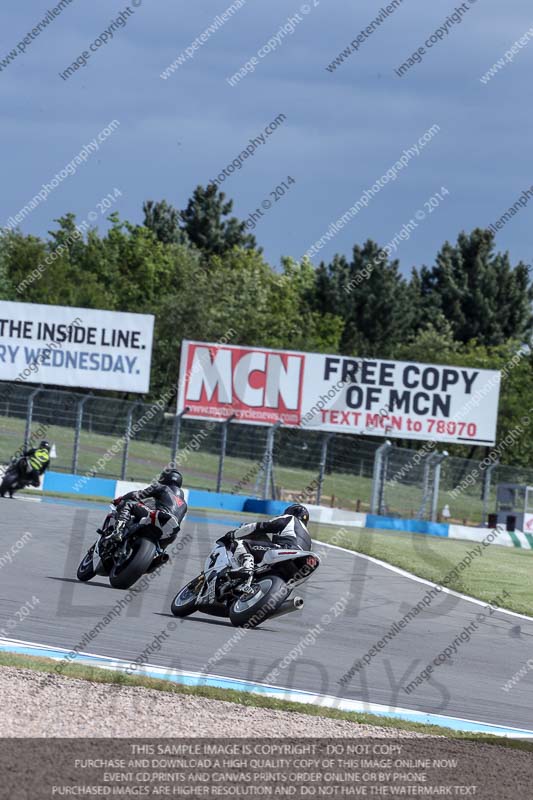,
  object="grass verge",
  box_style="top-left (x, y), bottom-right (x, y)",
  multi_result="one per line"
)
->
top-left (0, 651), bottom-right (531, 750)
top-left (313, 524), bottom-right (533, 617)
